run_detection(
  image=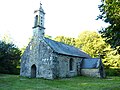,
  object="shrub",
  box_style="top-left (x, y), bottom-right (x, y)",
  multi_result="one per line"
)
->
top-left (105, 68), bottom-right (120, 76)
